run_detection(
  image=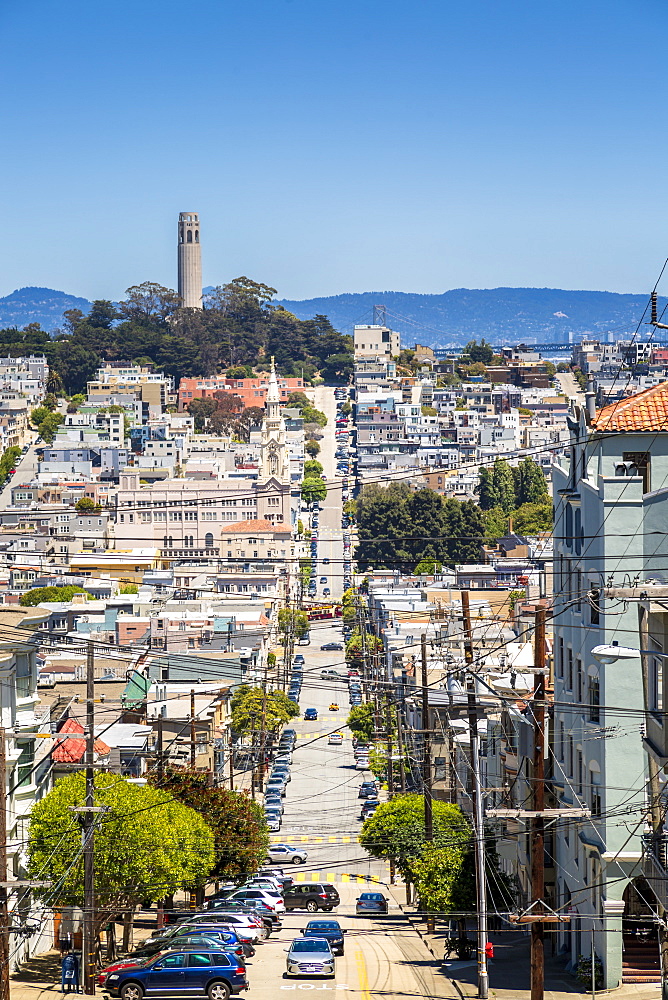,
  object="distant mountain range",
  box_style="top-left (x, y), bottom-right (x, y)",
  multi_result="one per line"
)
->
top-left (0, 284), bottom-right (660, 348)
